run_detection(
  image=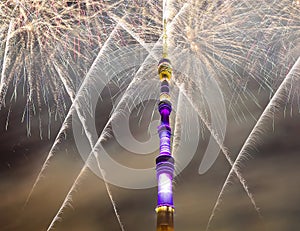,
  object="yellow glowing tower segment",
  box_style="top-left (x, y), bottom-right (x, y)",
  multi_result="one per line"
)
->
top-left (156, 206), bottom-right (174, 231)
